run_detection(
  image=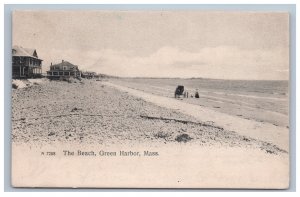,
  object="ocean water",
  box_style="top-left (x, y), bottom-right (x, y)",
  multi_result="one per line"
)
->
top-left (120, 78), bottom-right (289, 97)
top-left (111, 78), bottom-right (289, 118)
